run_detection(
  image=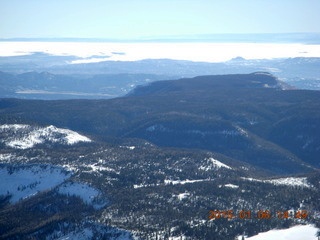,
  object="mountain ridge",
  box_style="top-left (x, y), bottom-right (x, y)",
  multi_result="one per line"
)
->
top-left (1, 73), bottom-right (319, 174)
